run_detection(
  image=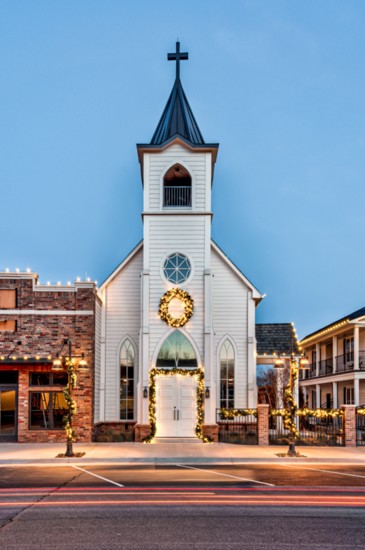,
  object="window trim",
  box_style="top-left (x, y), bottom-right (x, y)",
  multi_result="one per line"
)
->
top-left (218, 337), bottom-right (236, 409)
